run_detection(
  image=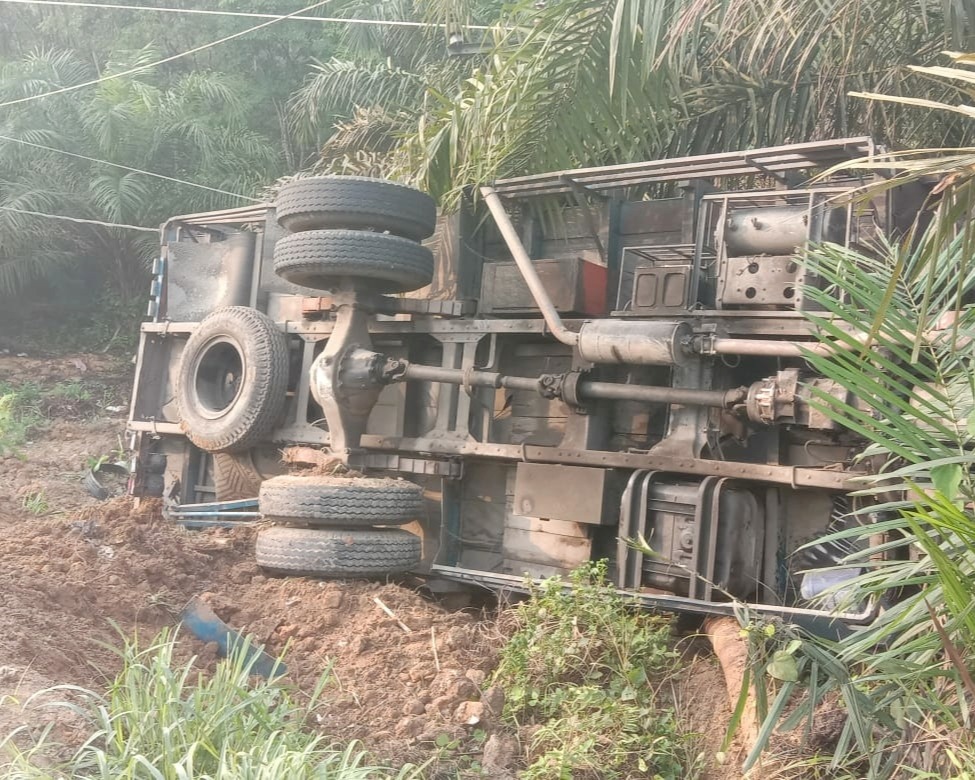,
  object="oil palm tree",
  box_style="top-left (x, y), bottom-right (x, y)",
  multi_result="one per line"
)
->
top-left (731, 54), bottom-right (975, 778)
top-left (0, 48), bottom-right (279, 299)
top-left (371, 0), bottom-right (975, 206)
